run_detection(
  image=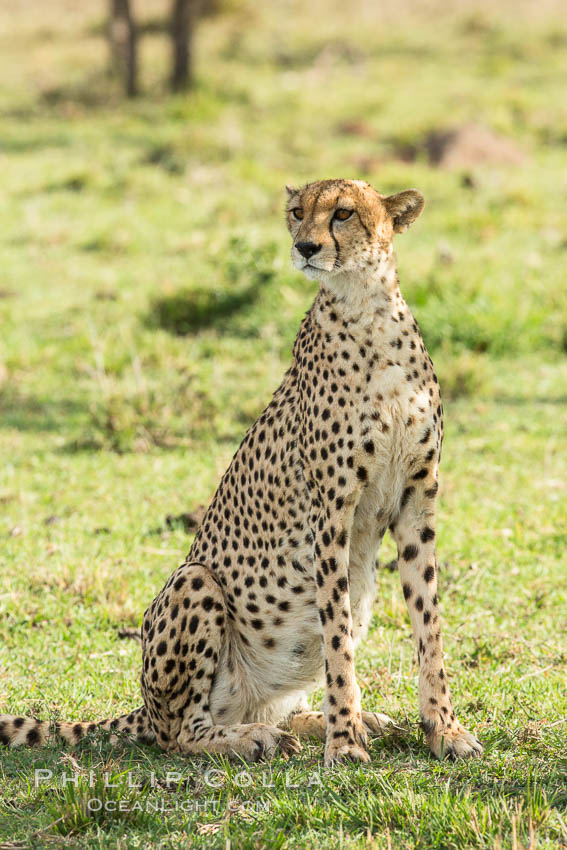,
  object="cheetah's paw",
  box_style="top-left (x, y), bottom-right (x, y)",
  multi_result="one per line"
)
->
top-left (425, 724), bottom-right (482, 760)
top-left (245, 726), bottom-right (302, 762)
top-left (324, 741), bottom-right (371, 766)
top-left (361, 710), bottom-right (399, 737)
top-left (324, 722), bottom-right (370, 766)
